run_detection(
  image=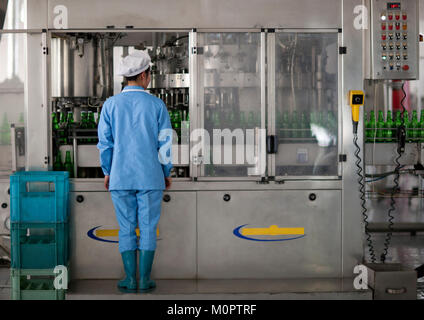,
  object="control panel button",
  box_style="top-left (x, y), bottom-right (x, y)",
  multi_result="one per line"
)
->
top-left (402, 13), bottom-right (407, 20)
top-left (389, 42), bottom-right (394, 50)
top-left (396, 43), bottom-right (401, 50)
top-left (382, 54), bottom-right (387, 61)
top-left (382, 43), bottom-right (387, 50)
top-left (382, 23), bottom-right (387, 30)
top-left (388, 33), bottom-right (394, 40)
top-left (403, 42), bottom-right (407, 49)
top-left (403, 32), bottom-right (408, 40)
top-left (388, 23), bottom-right (393, 30)
top-left (396, 53), bottom-right (401, 60)
top-left (402, 65), bottom-right (409, 71)
top-left (403, 53), bottom-right (408, 60)
top-left (395, 23), bottom-right (400, 30)
top-left (389, 53), bottom-right (394, 60)
top-left (395, 13), bottom-right (400, 20)
top-left (402, 23), bottom-right (407, 30)
top-left (382, 34), bottom-right (387, 41)
top-left (395, 32), bottom-right (400, 40)
top-left (388, 13), bottom-right (393, 20)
